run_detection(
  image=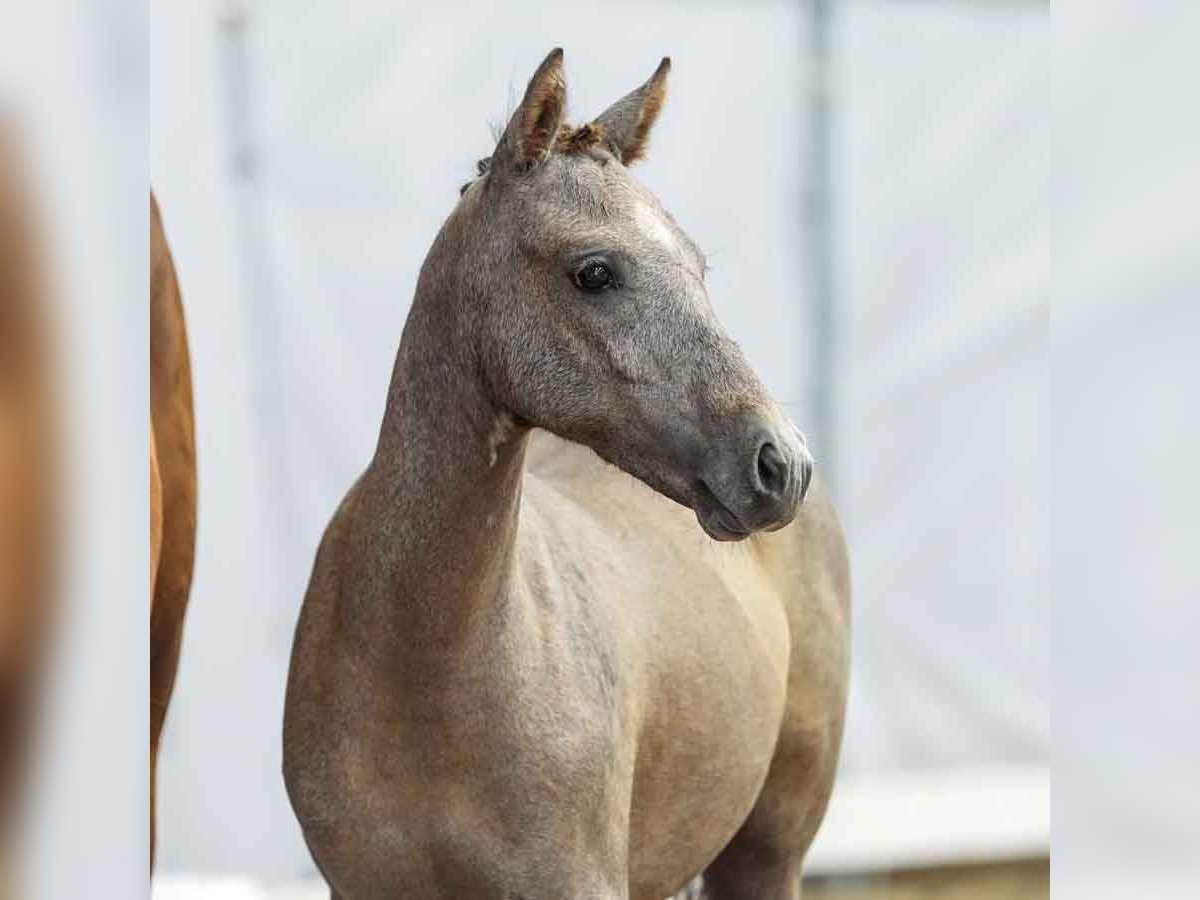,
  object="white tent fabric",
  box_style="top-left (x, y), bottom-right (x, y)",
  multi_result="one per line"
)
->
top-left (834, 2), bottom-right (1048, 773)
top-left (150, 0), bottom-right (1048, 878)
